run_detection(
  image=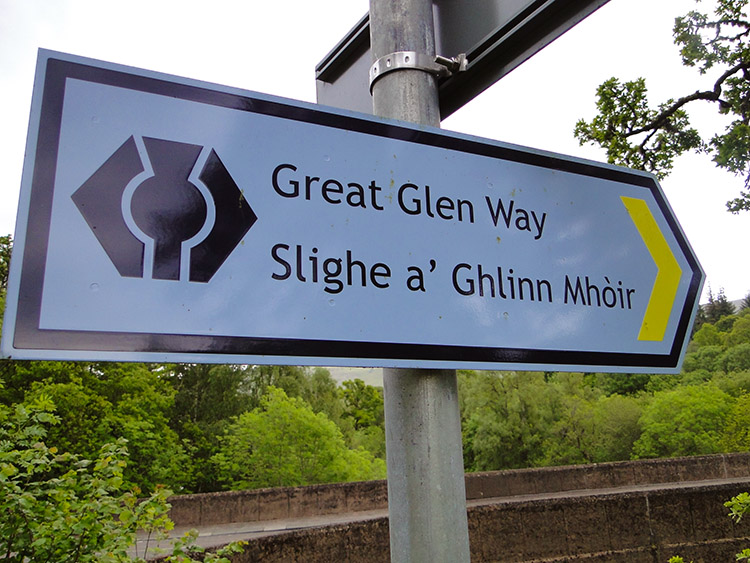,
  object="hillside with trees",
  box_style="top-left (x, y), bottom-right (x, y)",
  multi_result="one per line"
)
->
top-left (459, 296), bottom-right (750, 472)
